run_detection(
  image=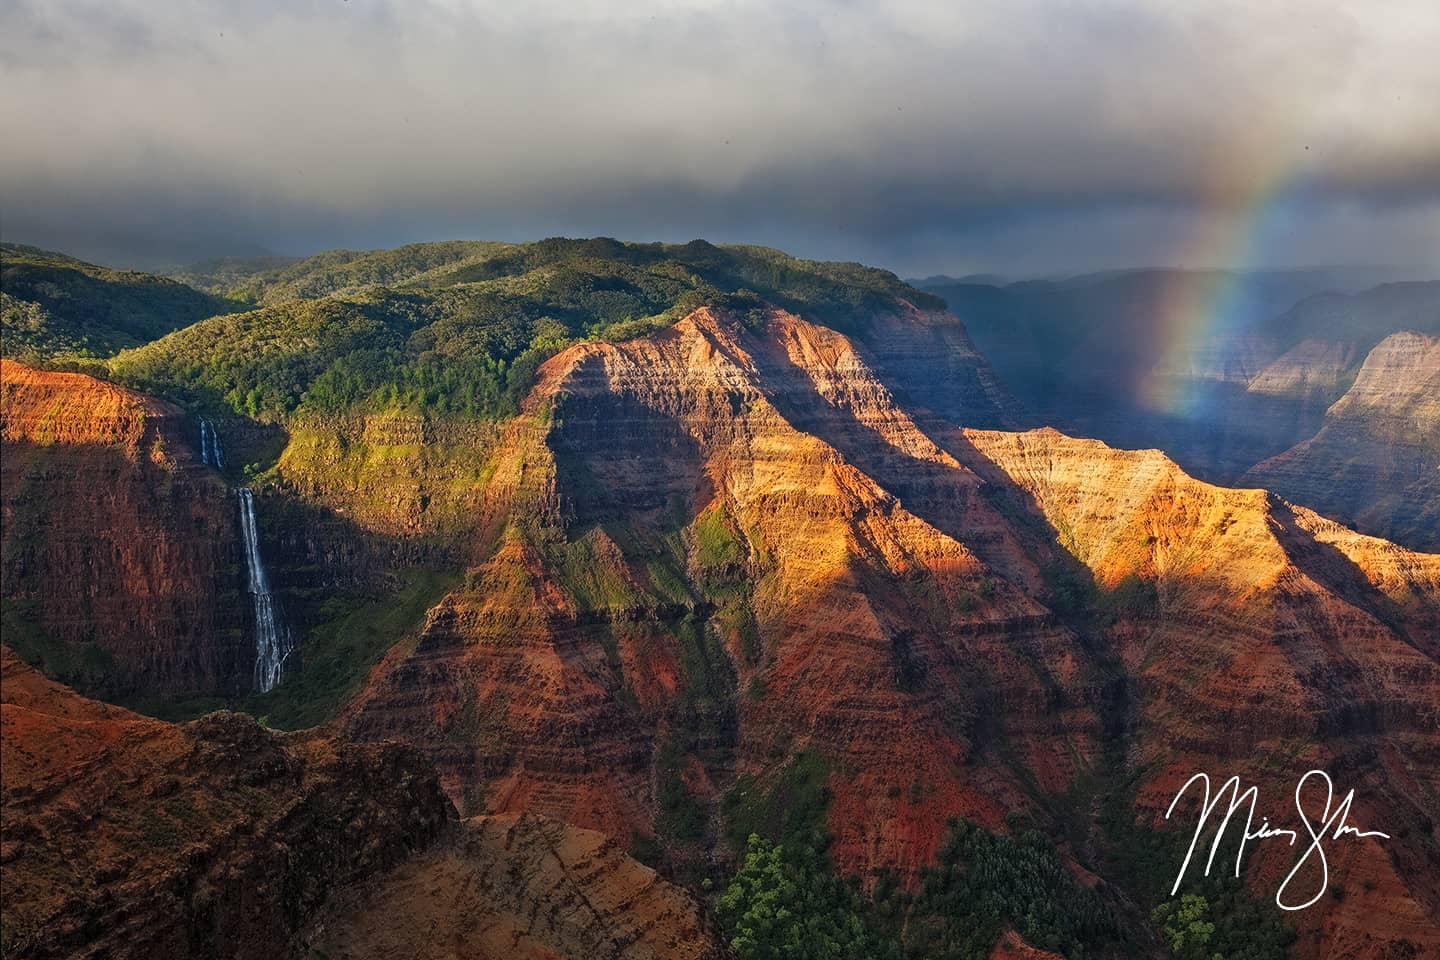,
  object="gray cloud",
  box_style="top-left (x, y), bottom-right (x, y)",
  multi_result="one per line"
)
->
top-left (2, 0), bottom-right (1437, 274)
